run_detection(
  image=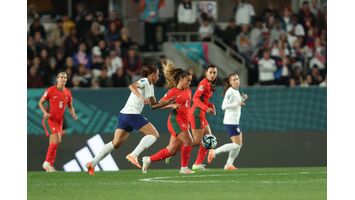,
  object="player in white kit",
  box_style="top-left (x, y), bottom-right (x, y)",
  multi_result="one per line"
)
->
top-left (85, 65), bottom-right (176, 175)
top-left (207, 73), bottom-right (248, 170)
